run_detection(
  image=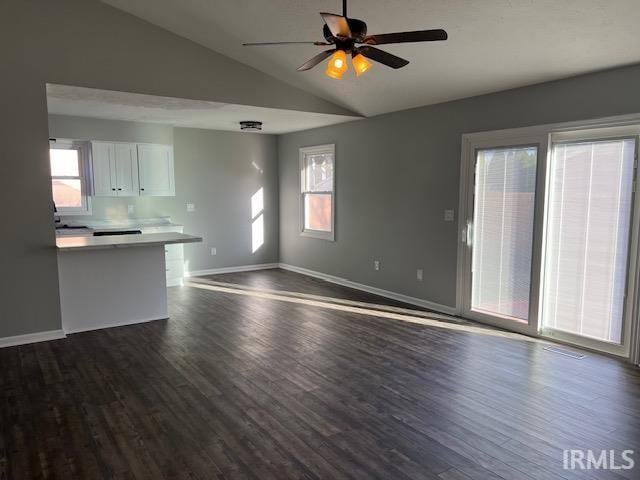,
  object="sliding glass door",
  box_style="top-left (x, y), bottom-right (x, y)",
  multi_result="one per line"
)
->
top-left (541, 137), bottom-right (637, 353)
top-left (459, 125), bottom-right (640, 356)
